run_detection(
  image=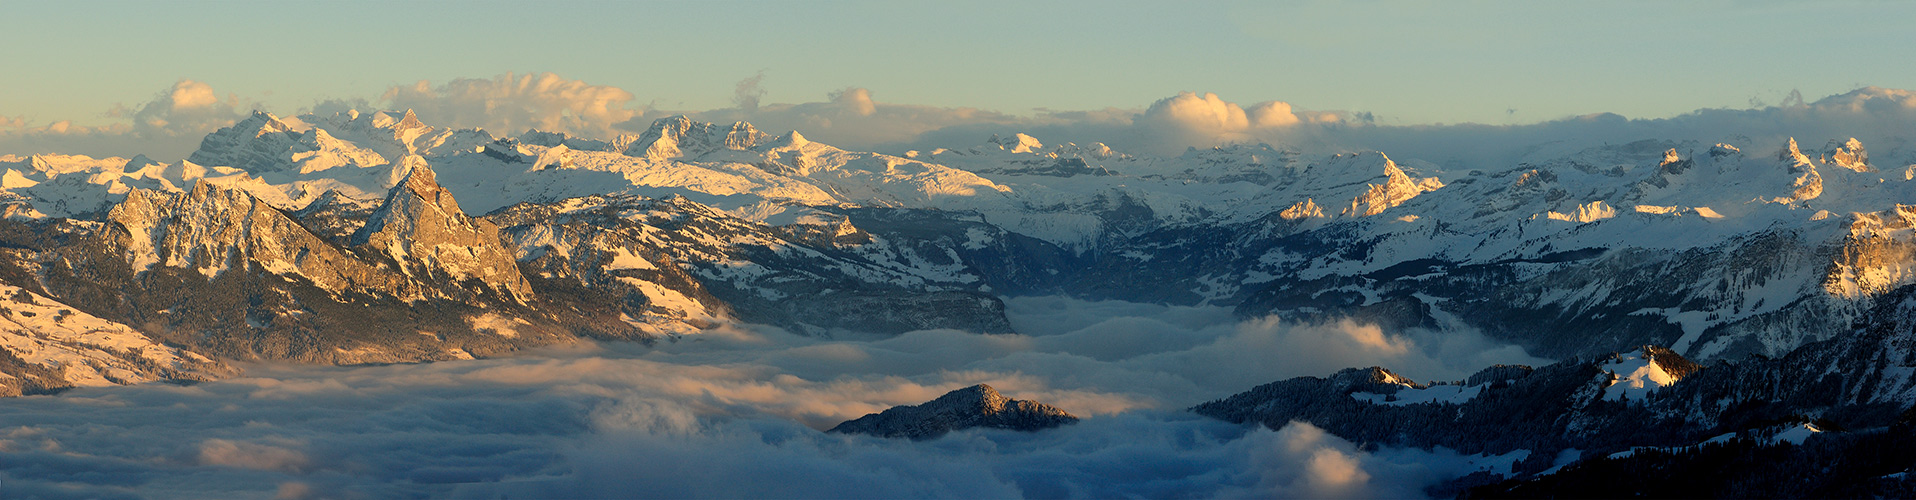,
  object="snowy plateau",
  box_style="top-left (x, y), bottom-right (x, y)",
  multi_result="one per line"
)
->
top-left (5, 89), bottom-right (1916, 497)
